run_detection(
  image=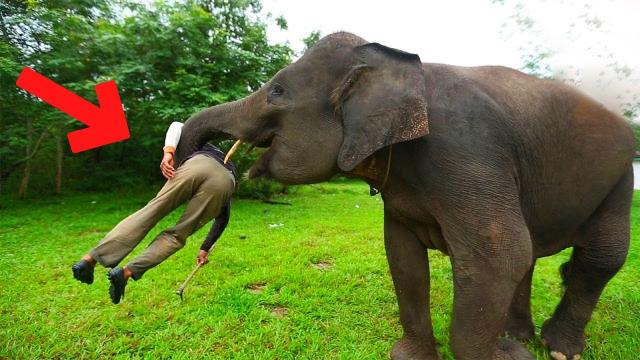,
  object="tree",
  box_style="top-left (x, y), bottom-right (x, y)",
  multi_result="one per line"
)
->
top-left (0, 0), bottom-right (116, 195)
top-left (0, 0), bottom-right (293, 198)
top-left (626, 106), bottom-right (640, 153)
top-left (631, 123), bottom-right (640, 154)
top-left (491, 0), bottom-right (638, 122)
top-left (301, 30), bottom-right (321, 54)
